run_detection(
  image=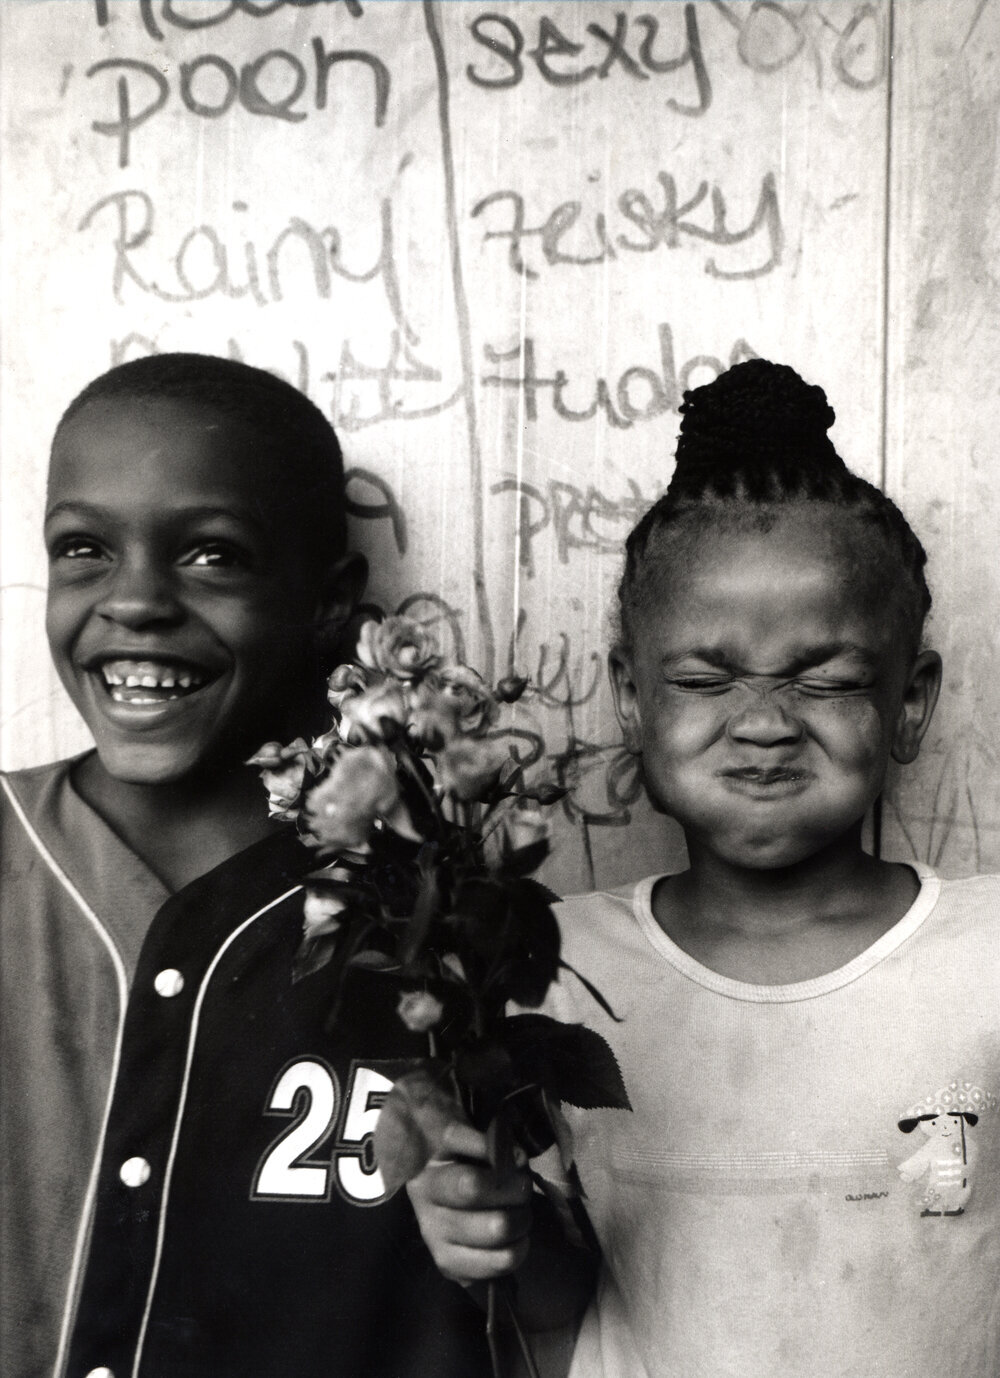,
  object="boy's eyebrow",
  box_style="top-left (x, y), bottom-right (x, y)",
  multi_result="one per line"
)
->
top-left (44, 499), bottom-right (267, 533)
